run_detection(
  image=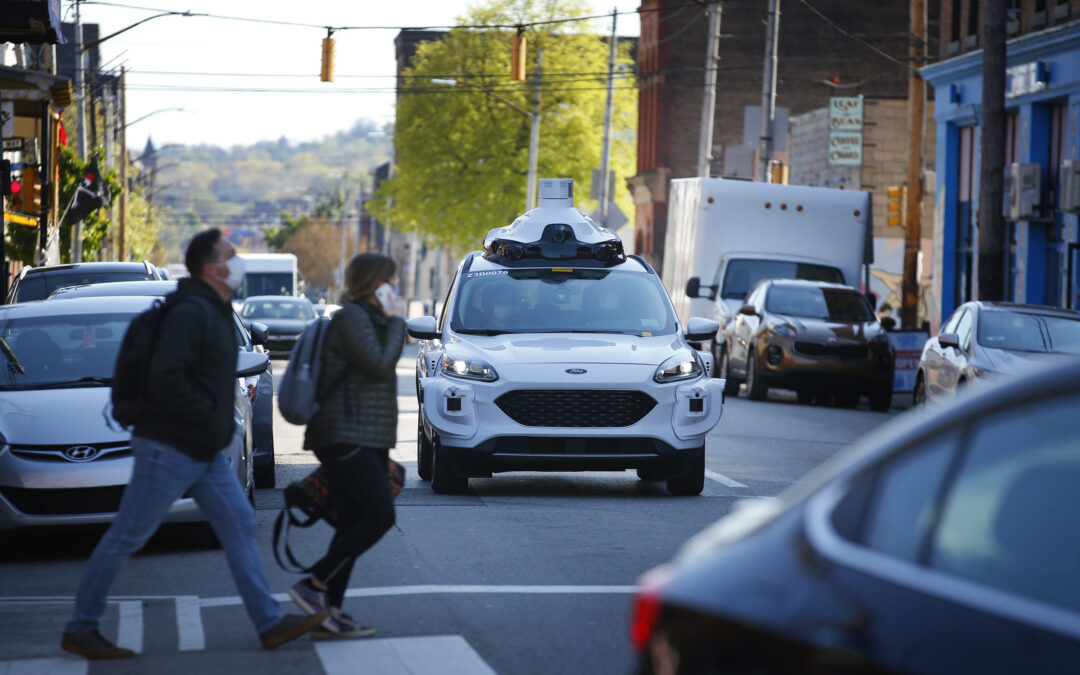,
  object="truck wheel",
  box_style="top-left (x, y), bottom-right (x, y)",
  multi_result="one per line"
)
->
top-left (745, 349), bottom-right (768, 401)
top-left (667, 449), bottom-right (705, 496)
top-left (719, 349), bottom-right (741, 397)
top-left (431, 437), bottom-right (468, 494)
top-left (417, 418), bottom-right (433, 481)
top-left (870, 390), bottom-right (892, 412)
